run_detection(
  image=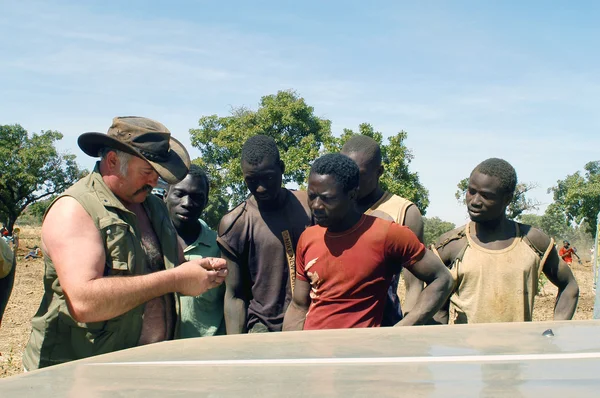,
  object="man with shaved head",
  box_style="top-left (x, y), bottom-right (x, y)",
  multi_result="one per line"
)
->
top-left (218, 135), bottom-right (312, 334)
top-left (341, 135), bottom-right (425, 325)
